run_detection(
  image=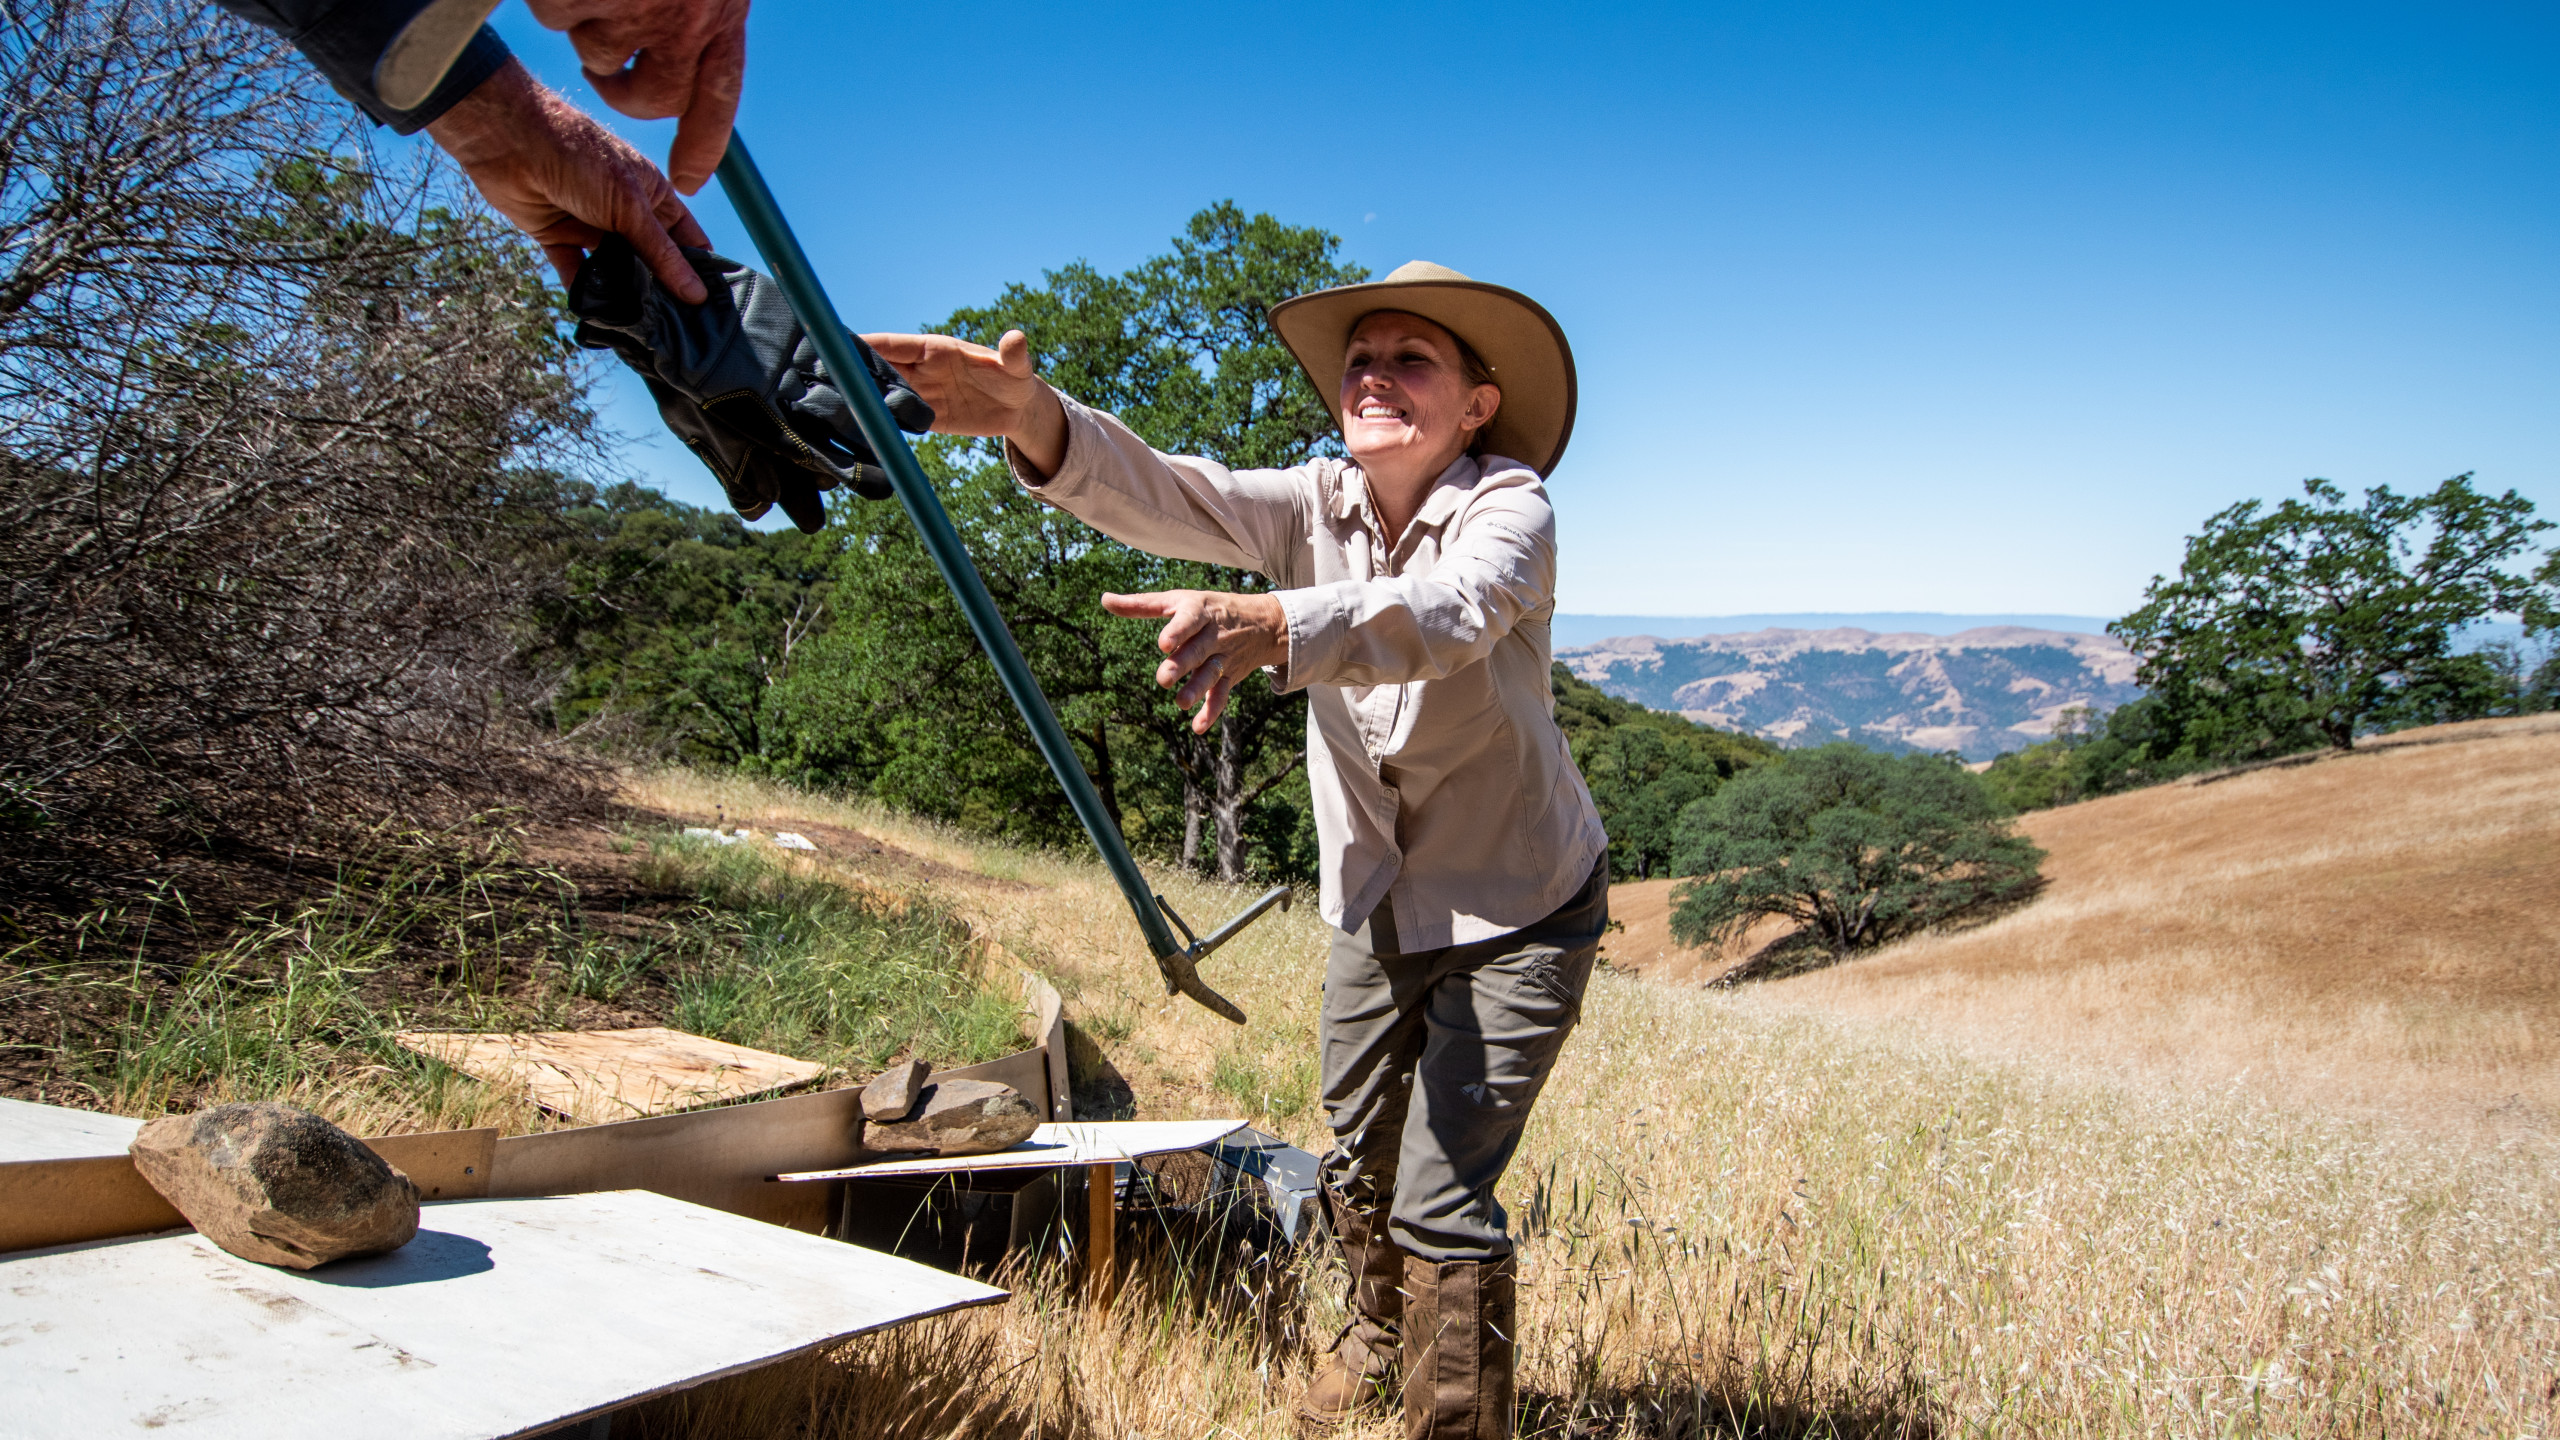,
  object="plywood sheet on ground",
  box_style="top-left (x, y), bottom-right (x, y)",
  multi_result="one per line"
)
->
top-left (396, 1026), bottom-right (826, 1124)
top-left (4, 1189), bottom-right (1004, 1440)
top-left (780, 1119), bottom-right (1245, 1181)
top-left (0, 1096), bottom-right (143, 1162)
top-left (1, 1101), bottom-right (499, 1255)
